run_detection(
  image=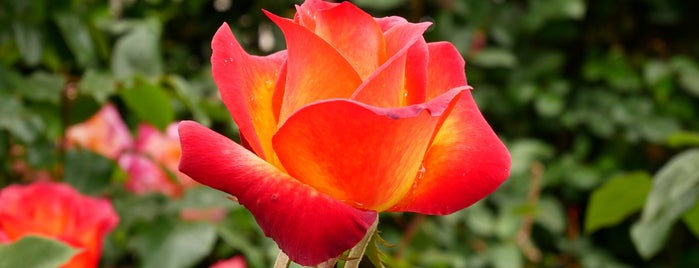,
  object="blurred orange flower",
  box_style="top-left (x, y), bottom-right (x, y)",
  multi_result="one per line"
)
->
top-left (0, 182), bottom-right (118, 268)
top-left (65, 103), bottom-right (132, 160)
